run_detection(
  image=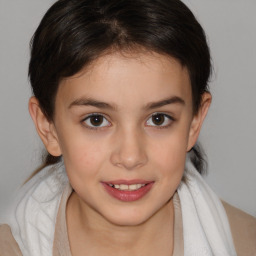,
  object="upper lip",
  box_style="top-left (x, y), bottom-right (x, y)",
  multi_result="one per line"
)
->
top-left (103, 179), bottom-right (153, 185)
